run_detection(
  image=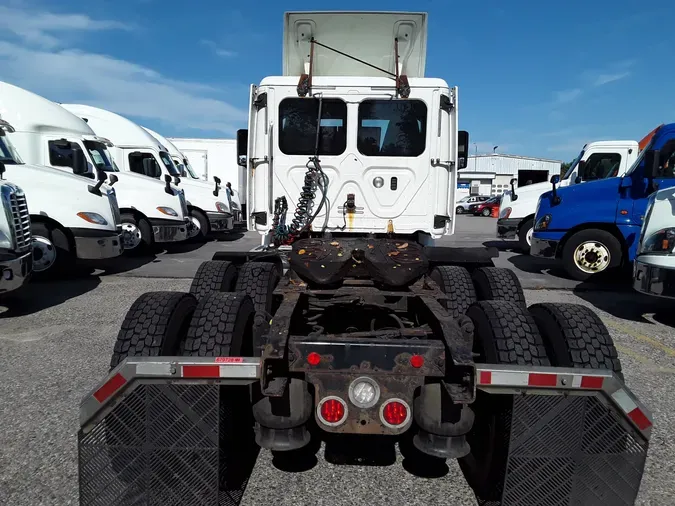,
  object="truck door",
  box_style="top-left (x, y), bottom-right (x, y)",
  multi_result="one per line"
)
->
top-left (580, 152), bottom-right (623, 181)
